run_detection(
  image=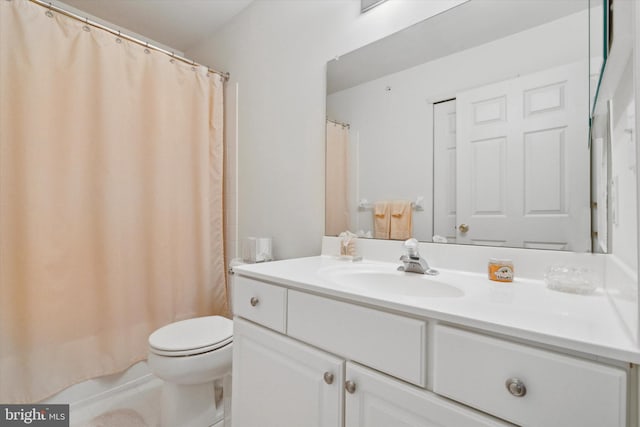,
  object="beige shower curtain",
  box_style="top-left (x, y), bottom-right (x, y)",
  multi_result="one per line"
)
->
top-left (325, 121), bottom-right (350, 236)
top-left (0, 0), bottom-right (227, 403)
